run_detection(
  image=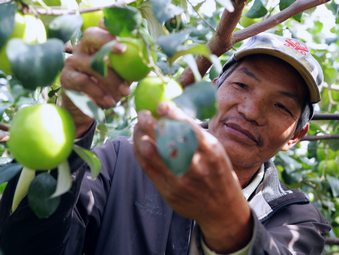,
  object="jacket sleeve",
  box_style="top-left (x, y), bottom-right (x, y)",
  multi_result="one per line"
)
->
top-left (0, 122), bottom-right (110, 255)
top-left (250, 202), bottom-right (330, 255)
top-left (189, 202), bottom-right (330, 255)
